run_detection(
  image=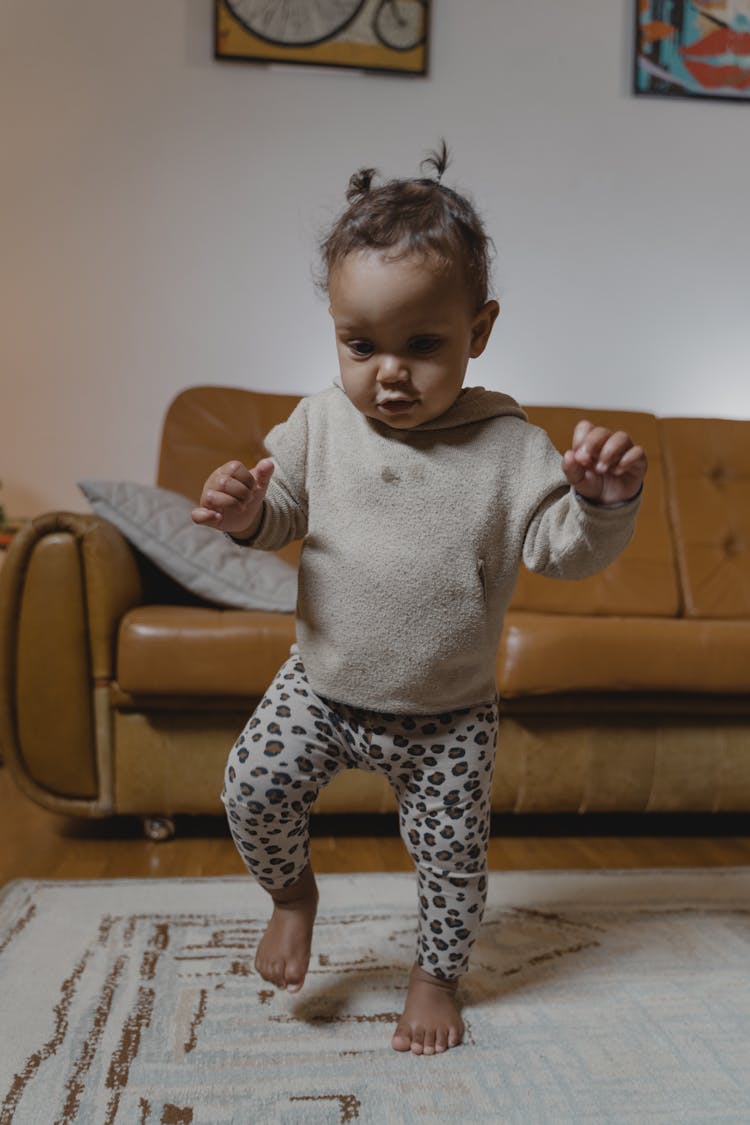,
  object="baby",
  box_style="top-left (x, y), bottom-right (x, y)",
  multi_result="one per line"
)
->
top-left (193, 145), bottom-right (648, 1056)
